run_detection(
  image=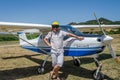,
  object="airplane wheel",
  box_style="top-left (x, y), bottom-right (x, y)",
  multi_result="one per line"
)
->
top-left (92, 70), bottom-right (104, 80)
top-left (37, 66), bottom-right (44, 74)
top-left (73, 59), bottom-right (80, 67)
